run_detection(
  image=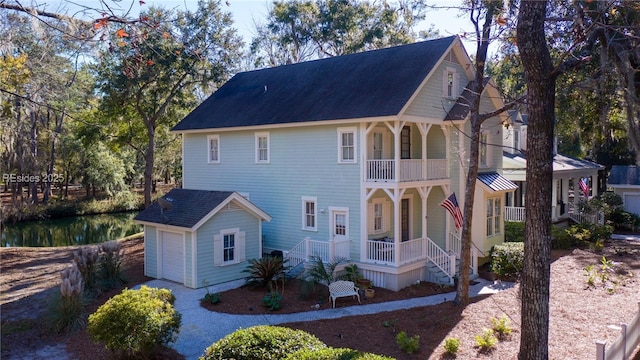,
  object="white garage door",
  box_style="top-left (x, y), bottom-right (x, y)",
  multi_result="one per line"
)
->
top-left (624, 193), bottom-right (640, 217)
top-left (161, 231), bottom-right (184, 283)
